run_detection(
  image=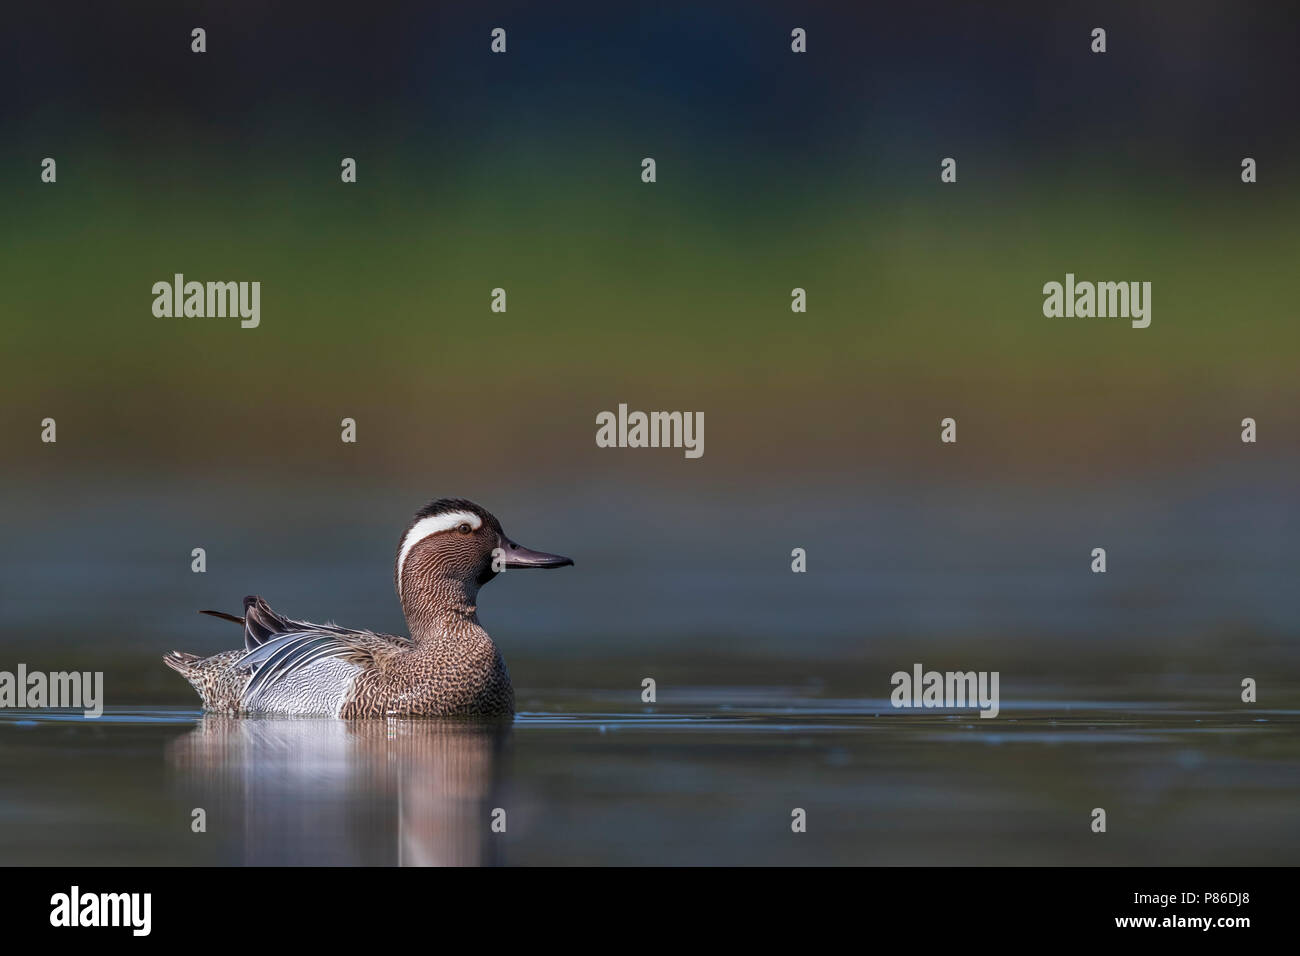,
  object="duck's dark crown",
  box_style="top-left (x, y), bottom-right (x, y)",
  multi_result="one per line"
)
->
top-left (413, 497), bottom-right (495, 523)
